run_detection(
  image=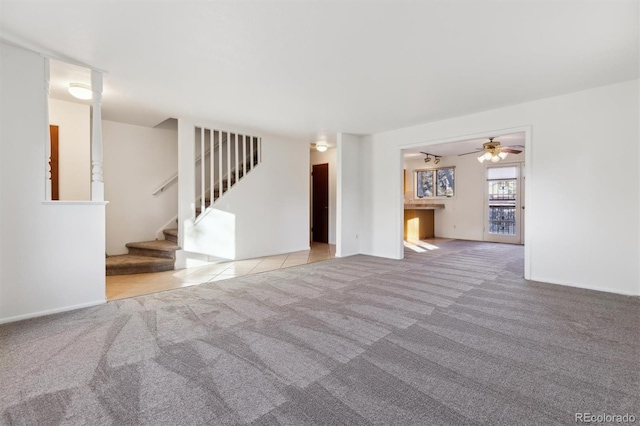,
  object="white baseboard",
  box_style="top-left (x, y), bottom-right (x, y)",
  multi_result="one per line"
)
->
top-left (529, 276), bottom-right (640, 297)
top-left (0, 299), bottom-right (107, 325)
